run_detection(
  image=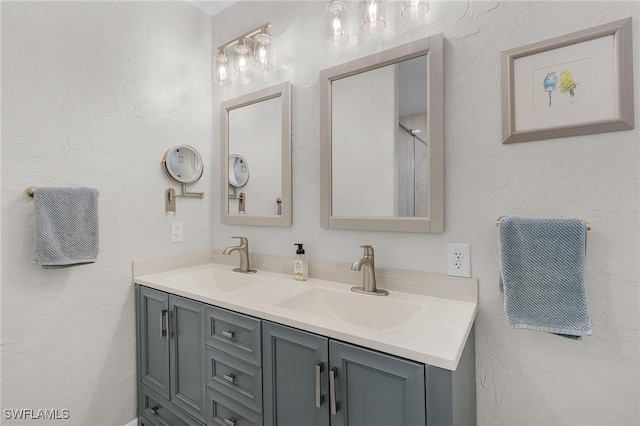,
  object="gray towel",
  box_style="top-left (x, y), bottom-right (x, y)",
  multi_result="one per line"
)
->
top-left (33, 187), bottom-right (99, 268)
top-left (498, 216), bottom-right (591, 339)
